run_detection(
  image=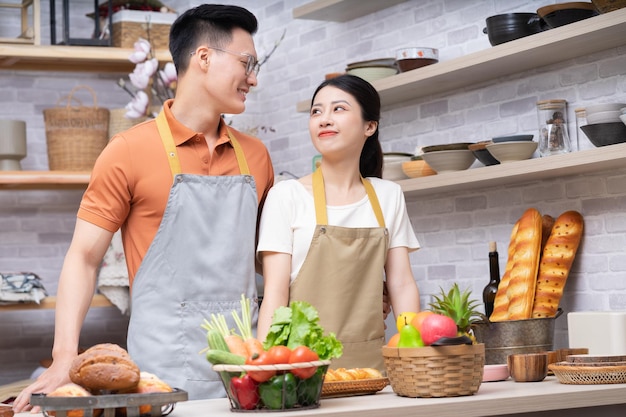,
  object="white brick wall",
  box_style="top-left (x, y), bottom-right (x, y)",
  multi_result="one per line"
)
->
top-left (1, 0), bottom-right (626, 384)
